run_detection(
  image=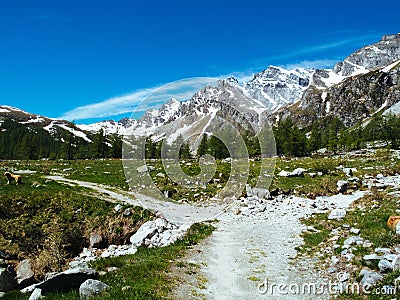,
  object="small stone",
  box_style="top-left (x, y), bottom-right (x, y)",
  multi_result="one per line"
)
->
top-left (278, 170), bottom-right (291, 177)
top-left (79, 279), bottom-right (109, 299)
top-left (328, 209), bottom-right (346, 220)
top-left (16, 259), bottom-right (35, 287)
top-left (392, 255), bottom-right (400, 271)
top-left (363, 254), bottom-right (380, 260)
top-left (290, 168), bottom-right (306, 177)
top-left (384, 254), bottom-right (398, 261)
top-left (129, 221), bottom-right (157, 247)
top-left (331, 256), bottom-right (340, 264)
top-left (349, 228), bottom-right (360, 234)
top-left (360, 271), bottom-right (383, 288)
top-left (343, 236), bottom-right (363, 246)
top-left (137, 165), bottom-right (149, 173)
top-left (89, 233), bottom-right (103, 248)
top-left (375, 248), bottom-right (391, 254)
top-left (363, 241), bottom-right (373, 248)
top-left (378, 259), bottom-right (393, 273)
top-left (114, 204), bottom-right (122, 212)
